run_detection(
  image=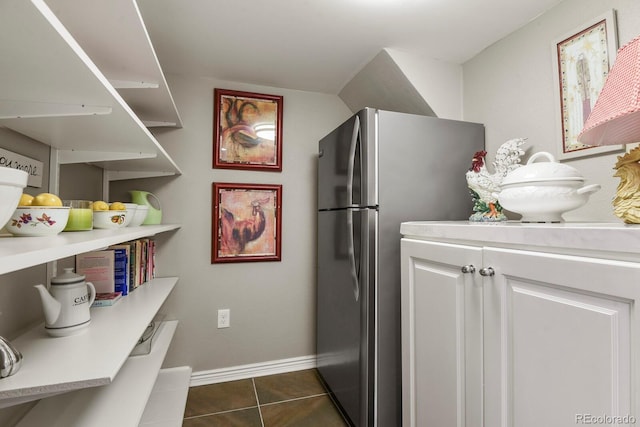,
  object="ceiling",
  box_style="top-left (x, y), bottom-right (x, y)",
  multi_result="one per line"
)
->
top-left (137, 0), bottom-right (564, 94)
